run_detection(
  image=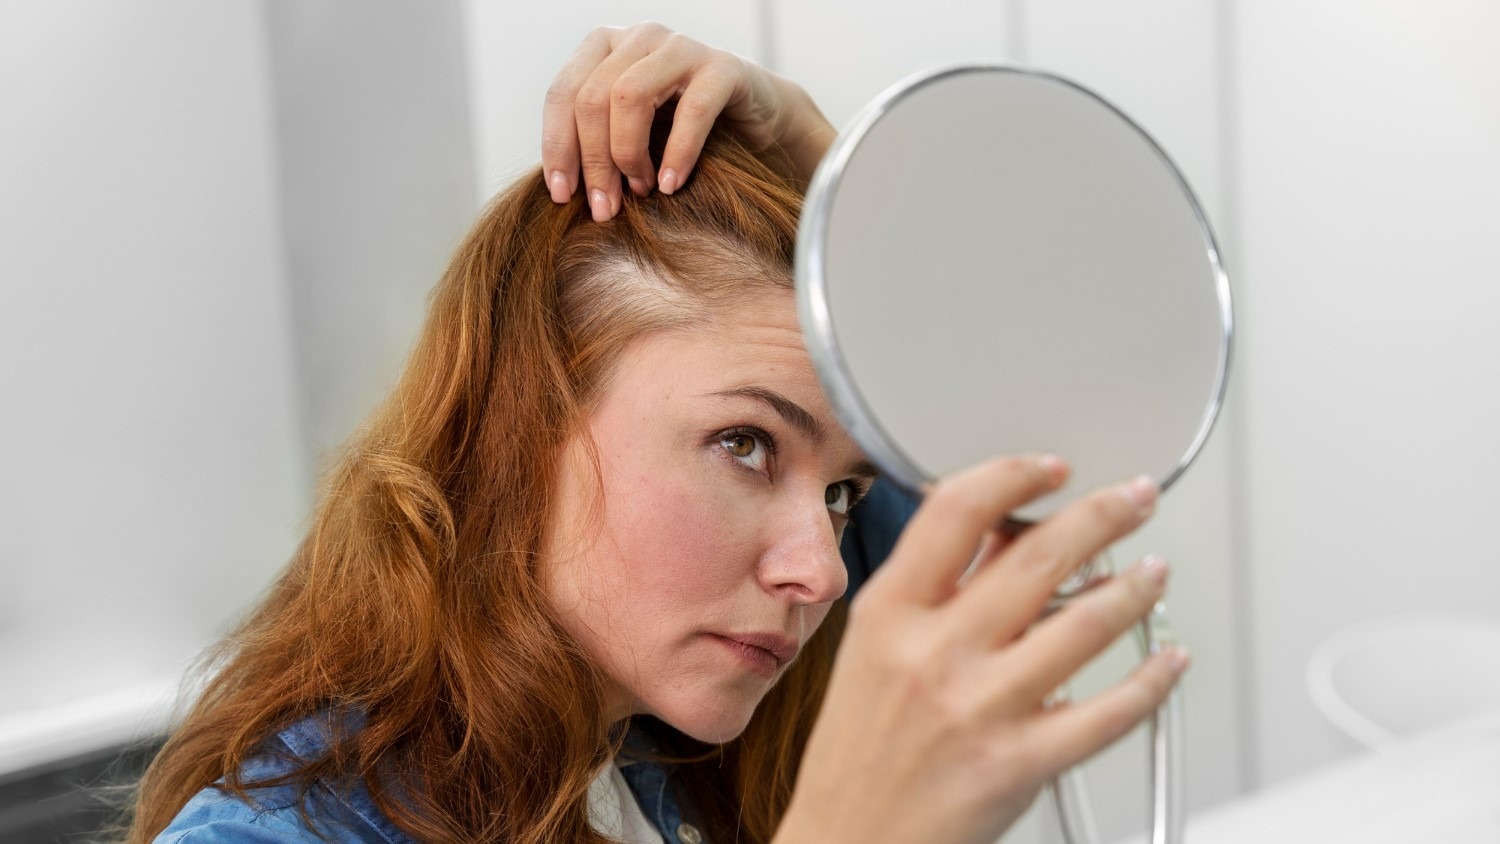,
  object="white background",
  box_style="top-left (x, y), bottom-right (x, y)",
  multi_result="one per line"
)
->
top-left (3, 1), bottom-right (1498, 841)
